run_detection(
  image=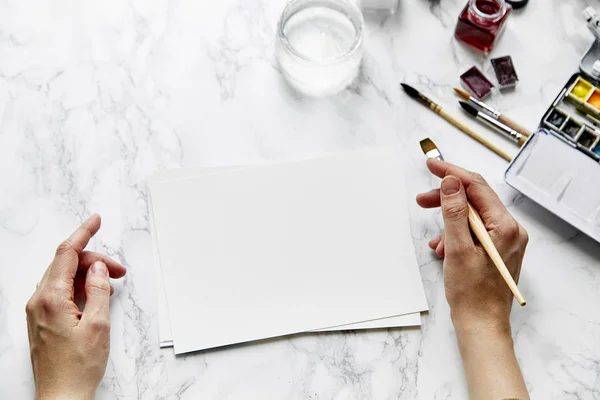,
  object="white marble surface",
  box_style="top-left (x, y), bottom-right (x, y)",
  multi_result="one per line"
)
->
top-left (0, 0), bottom-right (599, 398)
